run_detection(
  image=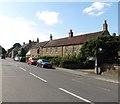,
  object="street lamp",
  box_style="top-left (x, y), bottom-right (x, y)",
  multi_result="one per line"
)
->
top-left (95, 47), bottom-right (102, 75)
